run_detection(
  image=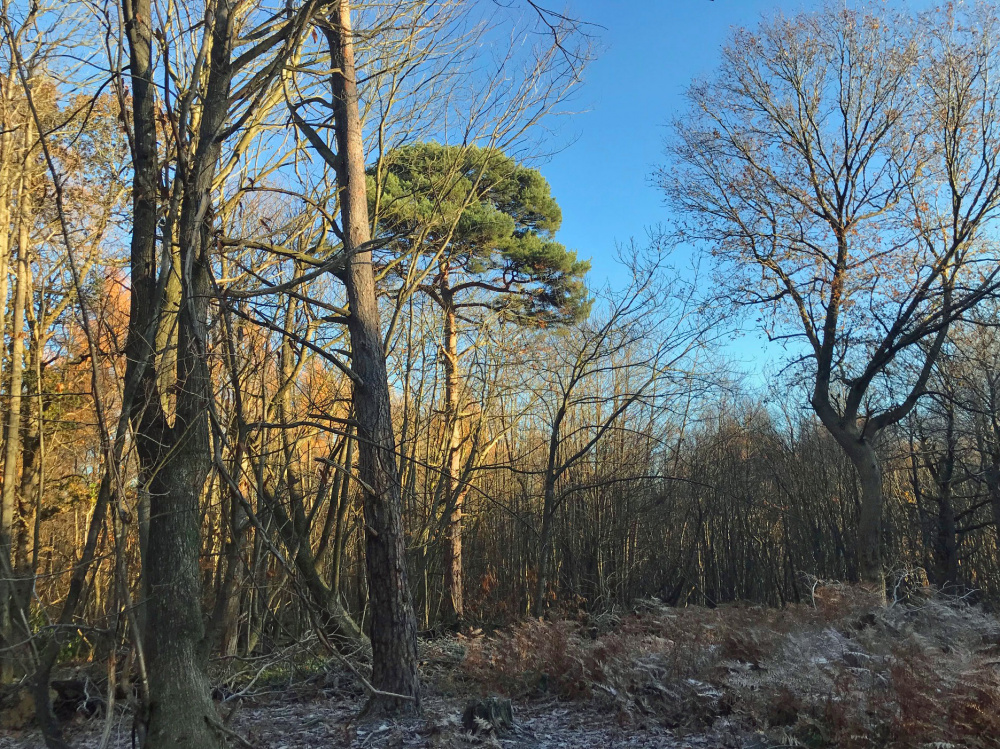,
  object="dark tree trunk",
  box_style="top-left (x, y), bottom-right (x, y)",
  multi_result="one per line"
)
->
top-left (123, 1), bottom-right (237, 746)
top-left (533, 396), bottom-right (567, 619)
top-left (931, 493), bottom-right (959, 590)
top-left (987, 464), bottom-right (1000, 551)
top-left (144, 450), bottom-right (219, 748)
top-left (11, 333), bottom-right (43, 639)
top-left (928, 417), bottom-right (960, 592)
top-left (324, 0), bottom-right (420, 715)
top-left (847, 441), bottom-right (885, 594)
top-left (121, 0), bottom-right (162, 645)
top-left (814, 379), bottom-right (887, 596)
